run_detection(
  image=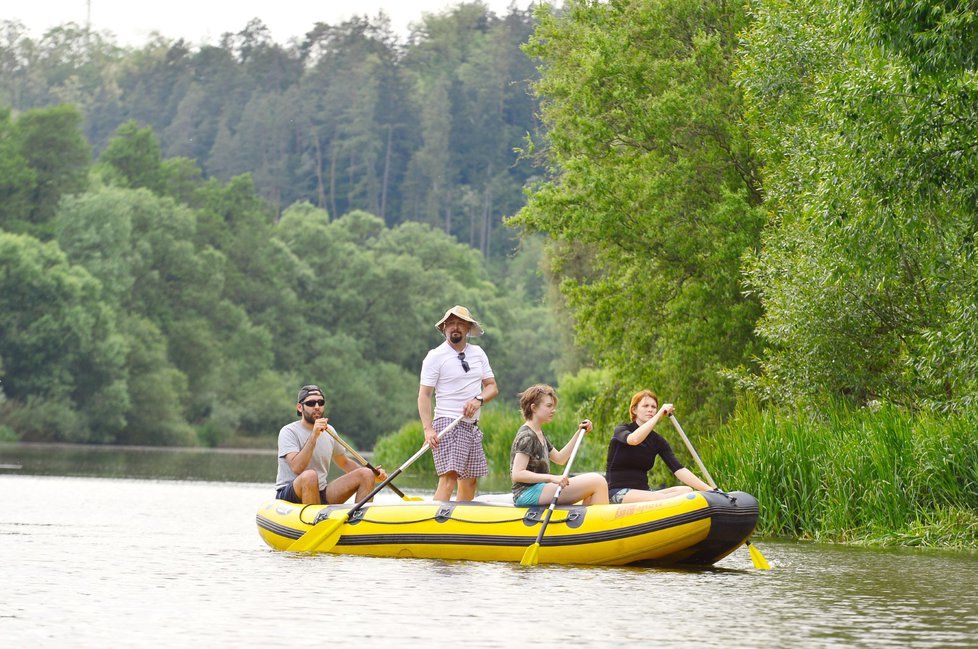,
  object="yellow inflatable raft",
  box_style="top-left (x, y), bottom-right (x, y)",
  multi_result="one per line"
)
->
top-left (256, 489), bottom-right (758, 566)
